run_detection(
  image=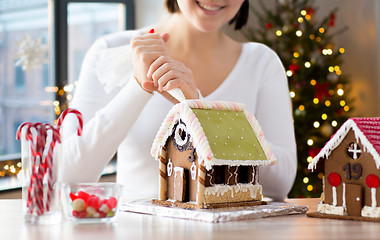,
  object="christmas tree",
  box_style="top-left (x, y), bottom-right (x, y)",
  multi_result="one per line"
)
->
top-left (245, 0), bottom-right (353, 197)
